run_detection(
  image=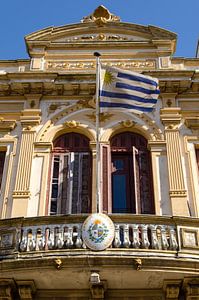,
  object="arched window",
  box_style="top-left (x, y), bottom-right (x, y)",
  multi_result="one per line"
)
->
top-left (49, 133), bottom-right (92, 215)
top-left (110, 132), bottom-right (154, 214)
